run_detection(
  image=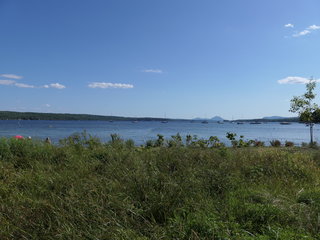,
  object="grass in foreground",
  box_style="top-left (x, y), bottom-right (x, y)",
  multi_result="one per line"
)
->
top-left (0, 133), bottom-right (320, 239)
